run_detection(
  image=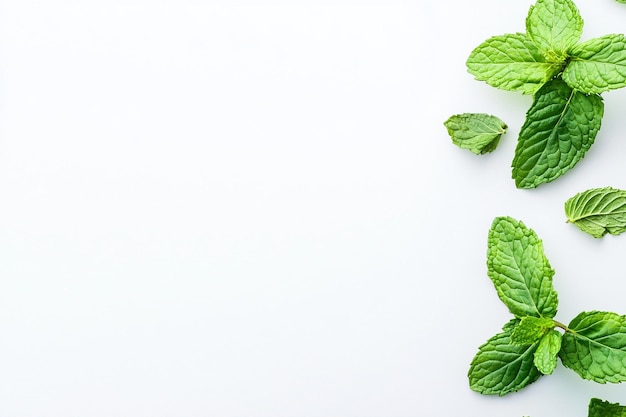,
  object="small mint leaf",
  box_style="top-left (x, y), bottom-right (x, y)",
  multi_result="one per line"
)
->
top-left (560, 311), bottom-right (626, 383)
top-left (533, 330), bottom-right (562, 375)
top-left (589, 398), bottom-right (626, 417)
top-left (487, 217), bottom-right (558, 319)
top-left (512, 78), bottom-right (604, 189)
top-left (443, 113), bottom-right (507, 155)
top-left (467, 33), bottom-right (562, 95)
top-left (563, 34), bottom-right (626, 94)
top-left (511, 316), bottom-right (556, 344)
top-left (526, 0), bottom-right (583, 61)
top-left (565, 187), bottom-right (626, 238)
top-left (469, 319), bottom-right (543, 395)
